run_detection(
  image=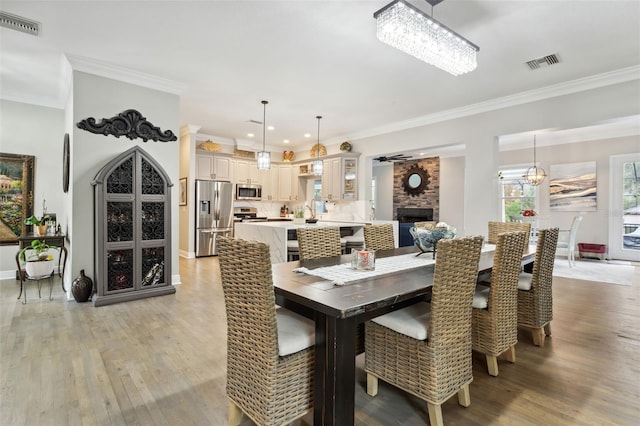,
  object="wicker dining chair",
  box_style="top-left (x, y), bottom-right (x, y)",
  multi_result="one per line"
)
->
top-left (487, 221), bottom-right (531, 248)
top-left (296, 226), bottom-right (342, 260)
top-left (414, 221), bottom-right (437, 230)
top-left (472, 231), bottom-right (527, 376)
top-left (517, 228), bottom-right (560, 347)
top-left (363, 223), bottom-right (395, 251)
top-left (365, 236), bottom-right (484, 426)
top-left (217, 237), bottom-right (314, 426)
